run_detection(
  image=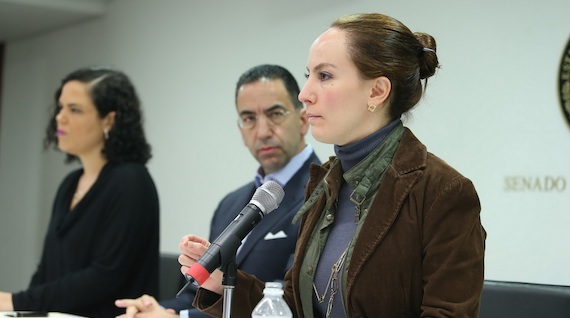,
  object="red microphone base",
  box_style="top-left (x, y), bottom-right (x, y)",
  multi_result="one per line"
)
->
top-left (186, 263), bottom-right (210, 286)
